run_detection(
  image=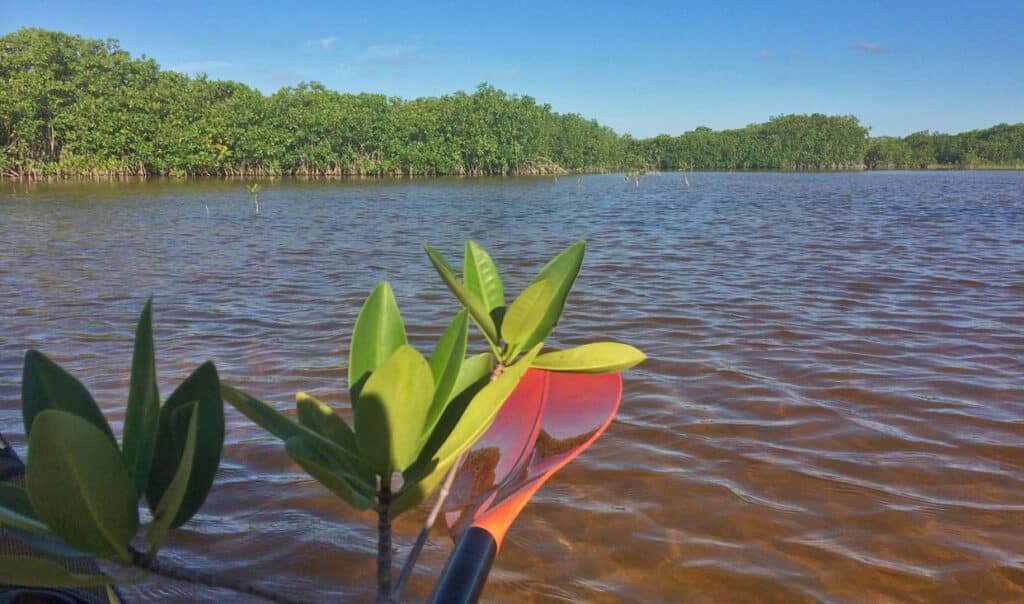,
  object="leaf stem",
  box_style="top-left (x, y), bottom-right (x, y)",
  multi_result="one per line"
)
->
top-left (487, 338), bottom-right (503, 360)
top-left (377, 476), bottom-right (393, 602)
